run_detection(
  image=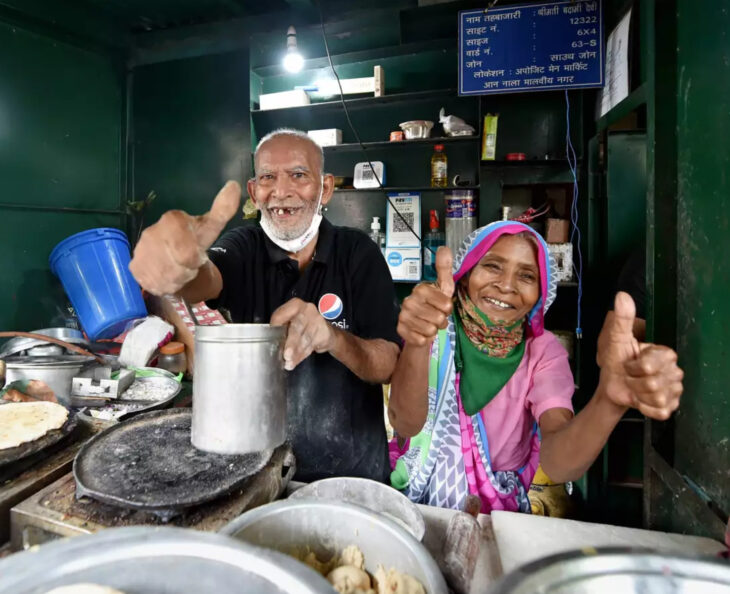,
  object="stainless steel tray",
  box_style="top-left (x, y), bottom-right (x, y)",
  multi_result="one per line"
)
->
top-left (76, 375), bottom-right (182, 421)
top-left (488, 547), bottom-right (730, 594)
top-left (0, 526), bottom-right (333, 593)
